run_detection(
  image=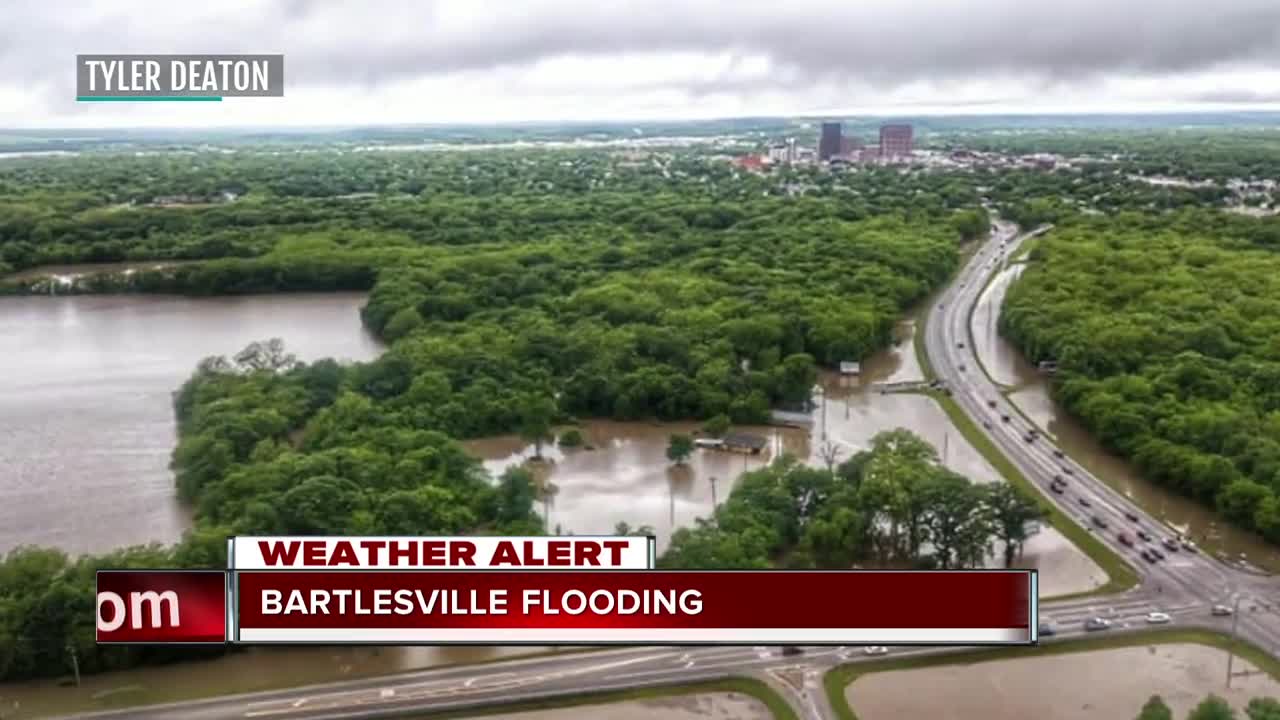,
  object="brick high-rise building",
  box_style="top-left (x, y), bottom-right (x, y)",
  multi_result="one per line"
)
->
top-left (879, 124), bottom-right (914, 158)
top-left (819, 122), bottom-right (843, 161)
